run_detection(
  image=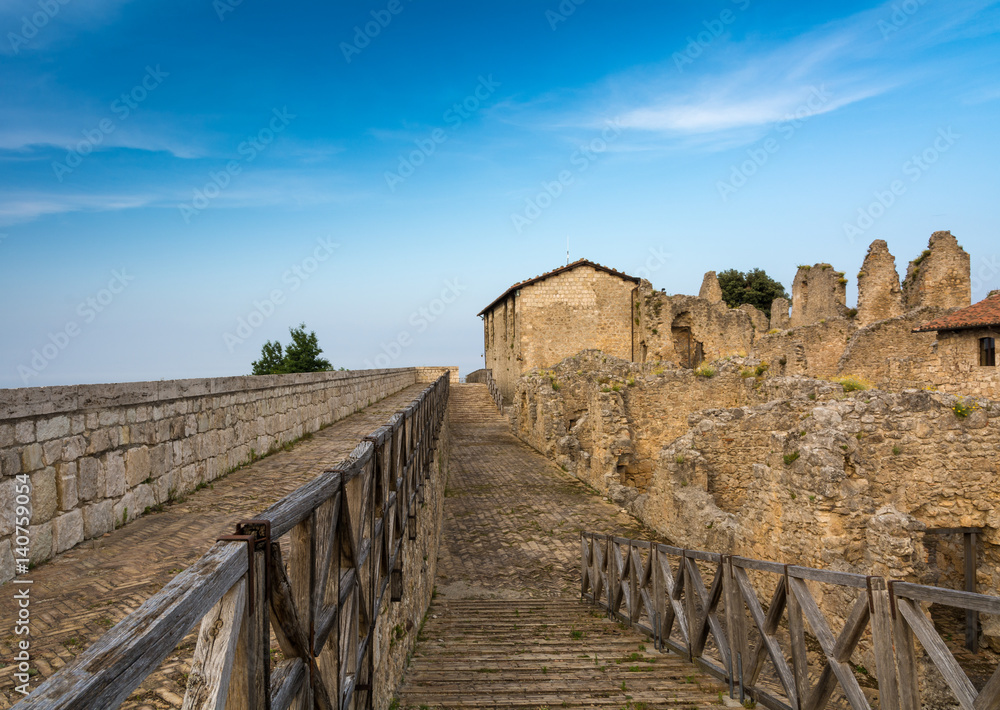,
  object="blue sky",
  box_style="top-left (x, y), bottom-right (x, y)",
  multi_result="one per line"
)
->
top-left (1, 0), bottom-right (998, 388)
